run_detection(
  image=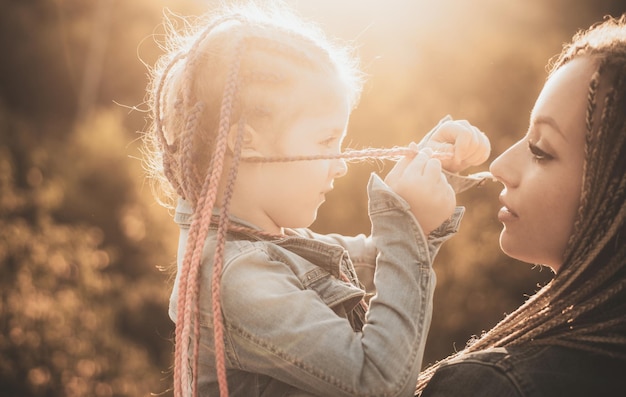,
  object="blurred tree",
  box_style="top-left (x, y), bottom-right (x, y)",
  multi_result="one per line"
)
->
top-left (0, 1), bottom-right (192, 395)
top-left (0, 104), bottom-right (176, 396)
